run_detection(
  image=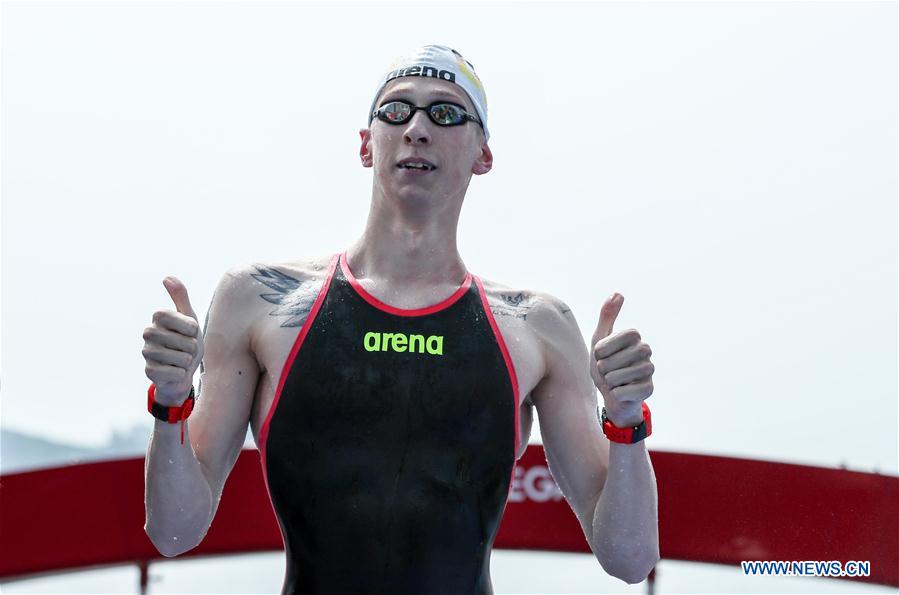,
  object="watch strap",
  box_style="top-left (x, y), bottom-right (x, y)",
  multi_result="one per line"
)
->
top-left (599, 402), bottom-right (652, 444)
top-left (148, 383), bottom-right (195, 444)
